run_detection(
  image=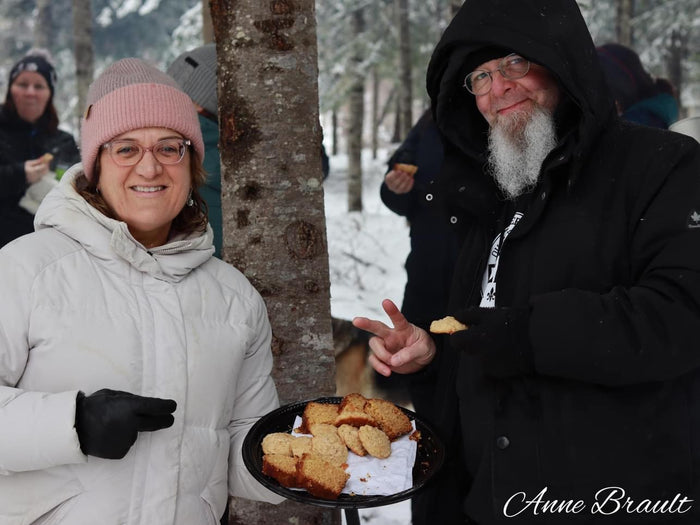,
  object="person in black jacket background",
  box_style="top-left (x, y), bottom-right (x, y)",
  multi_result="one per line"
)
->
top-left (0, 50), bottom-right (79, 247)
top-left (354, 0), bottom-right (700, 523)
